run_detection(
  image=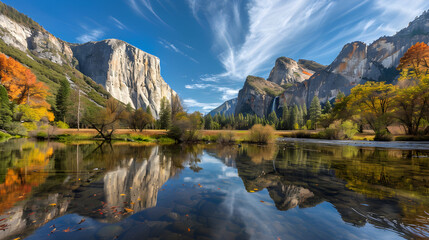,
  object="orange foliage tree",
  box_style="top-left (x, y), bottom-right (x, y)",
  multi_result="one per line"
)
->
top-left (397, 42), bottom-right (429, 80)
top-left (0, 53), bottom-right (53, 121)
